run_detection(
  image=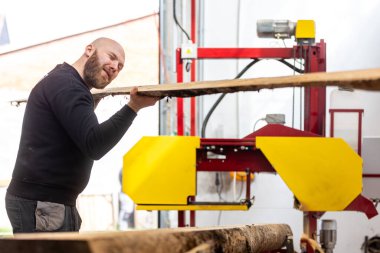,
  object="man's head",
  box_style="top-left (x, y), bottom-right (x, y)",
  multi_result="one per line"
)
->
top-left (74, 37), bottom-right (125, 89)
